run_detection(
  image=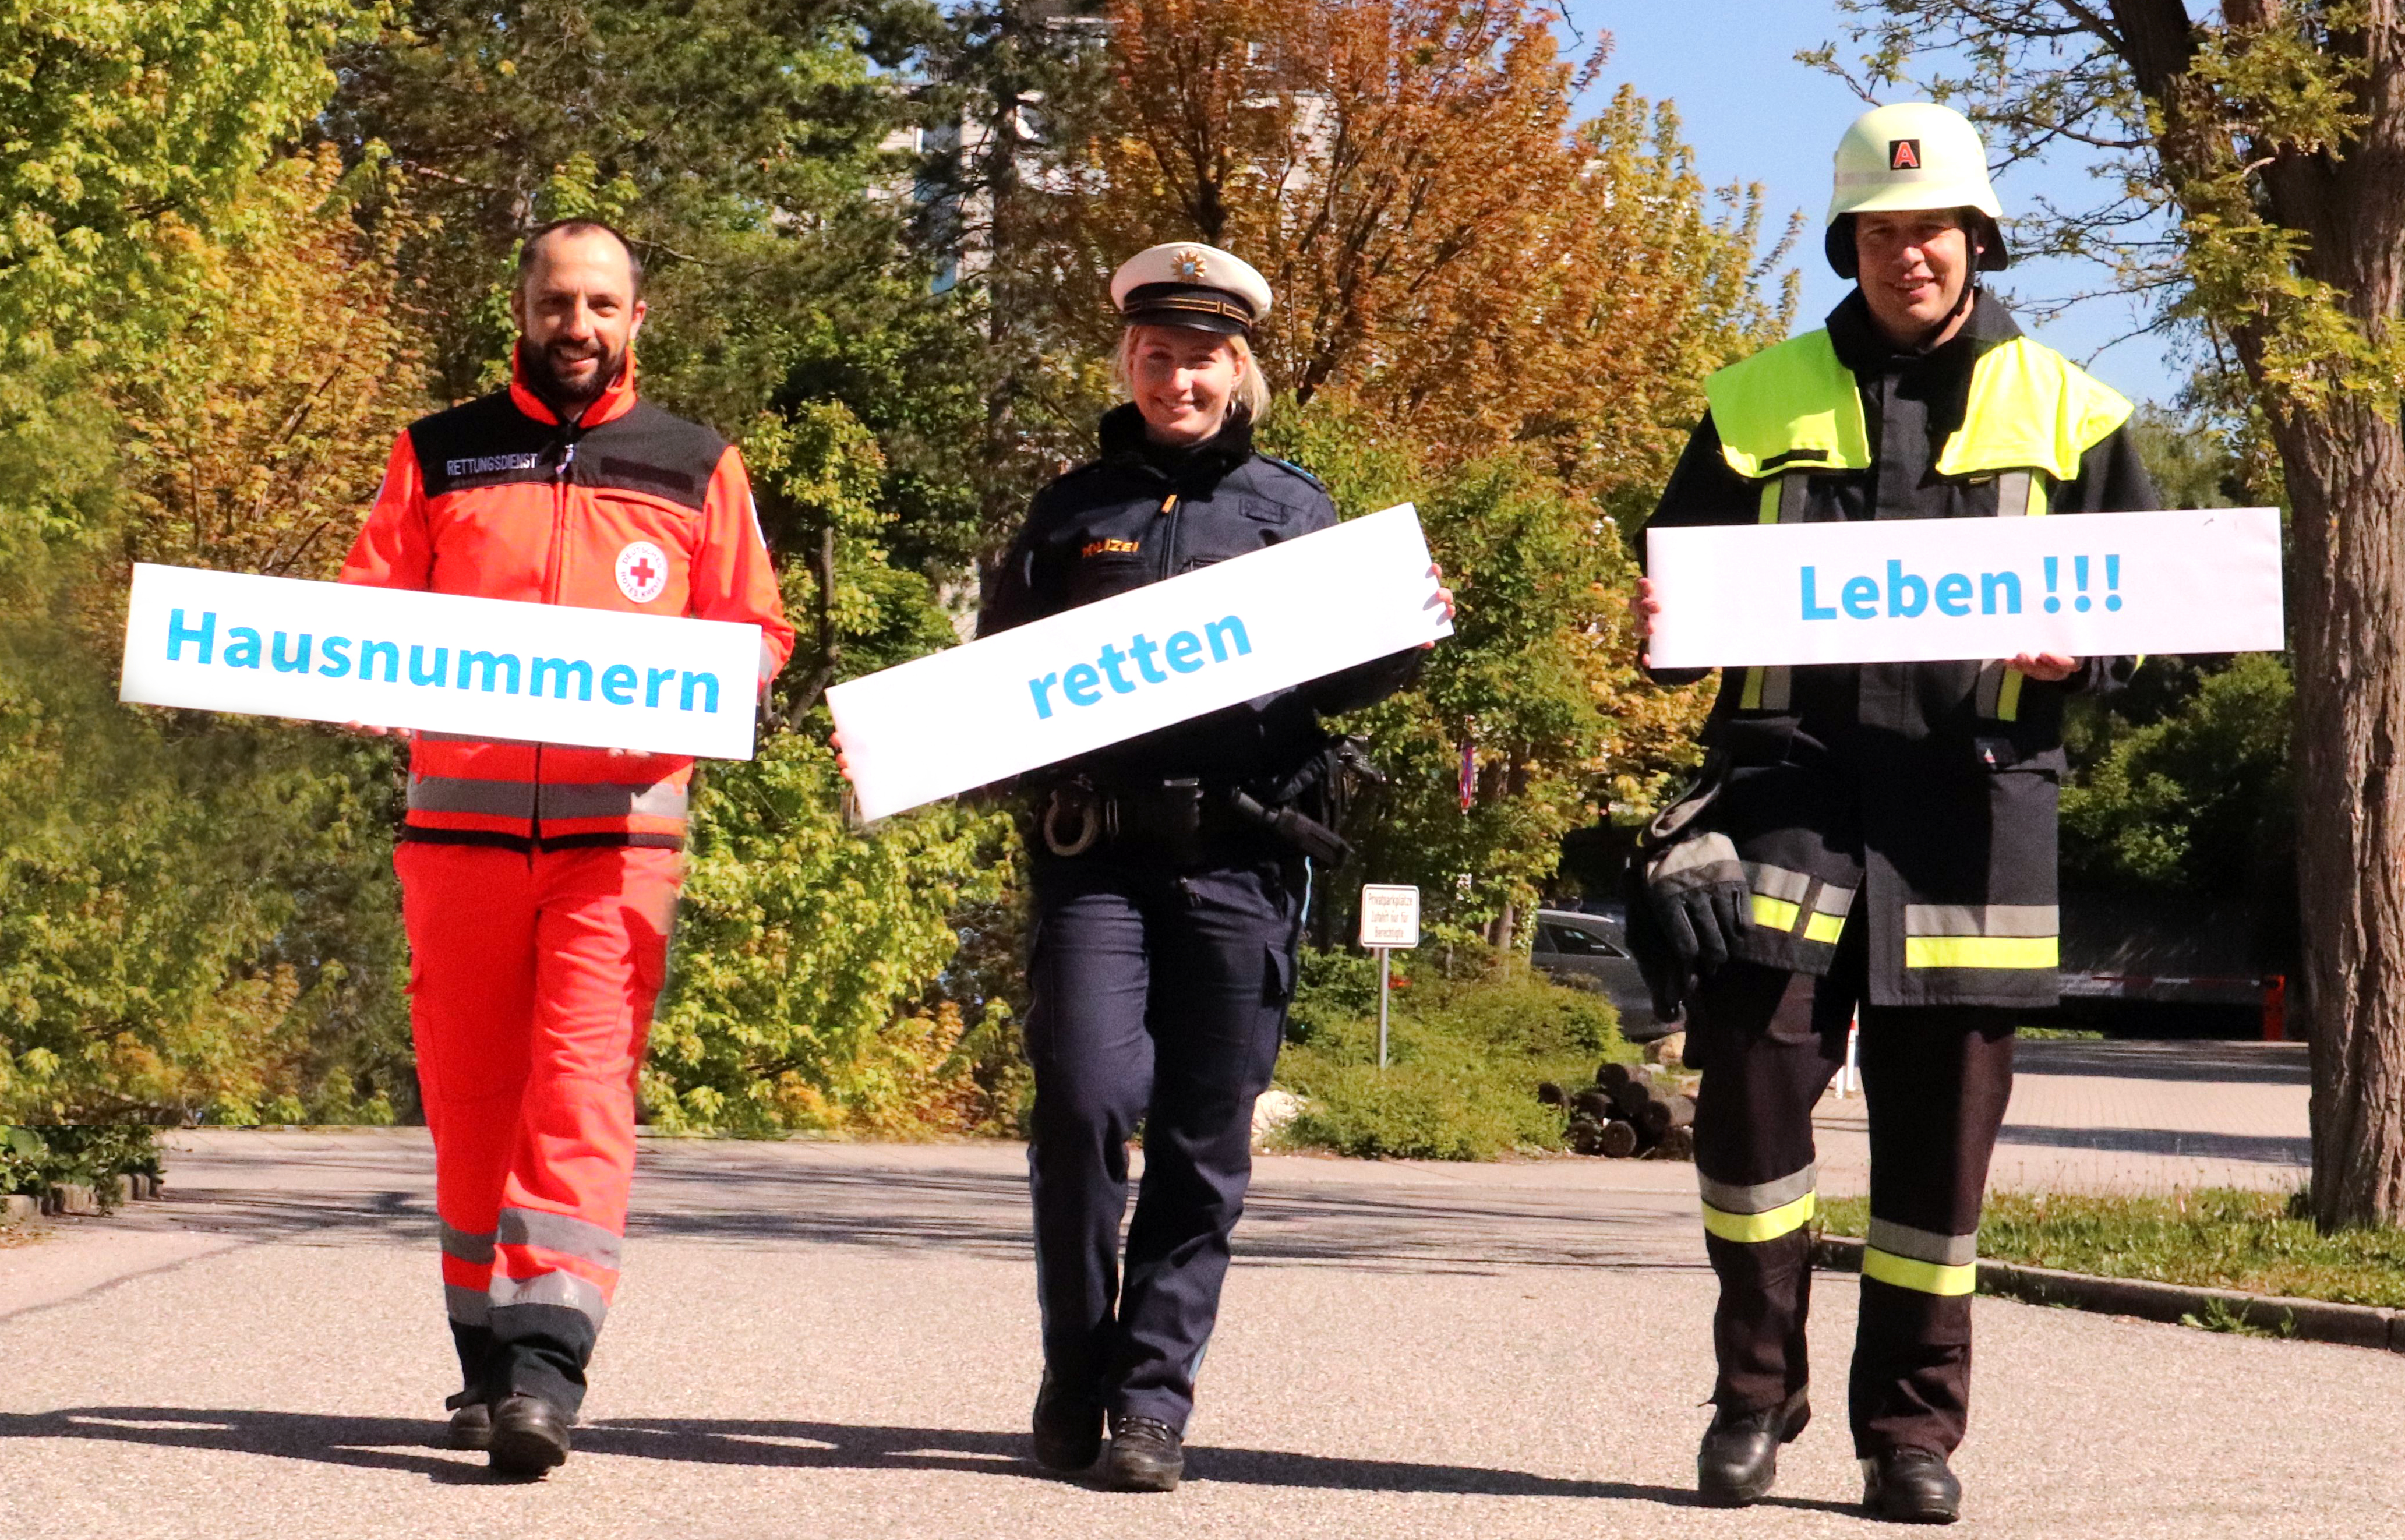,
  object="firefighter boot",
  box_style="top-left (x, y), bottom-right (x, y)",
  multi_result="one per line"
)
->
top-left (488, 1393), bottom-right (573, 1478)
top-left (1103, 1414), bottom-right (1185, 1492)
top-left (1697, 1388), bottom-right (1810, 1507)
top-left (1862, 1448), bottom-right (1962, 1524)
top-left (443, 1392), bottom-right (490, 1451)
top-left (1030, 1371), bottom-right (1105, 1472)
